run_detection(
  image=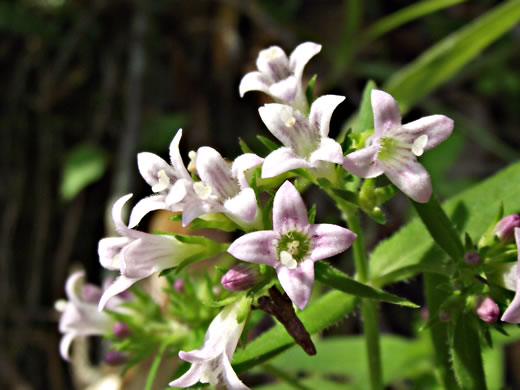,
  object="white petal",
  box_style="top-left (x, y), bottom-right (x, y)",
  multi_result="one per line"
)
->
top-left (308, 224), bottom-right (356, 261)
top-left (59, 331), bottom-right (77, 361)
top-left (309, 137), bottom-right (343, 165)
top-left (261, 147), bottom-right (311, 178)
top-left (371, 90), bottom-right (401, 138)
top-left (269, 76), bottom-right (298, 102)
top-left (231, 153), bottom-right (264, 188)
top-left (98, 237), bottom-right (130, 270)
top-left (256, 46), bottom-right (289, 80)
top-left (308, 95), bottom-right (345, 137)
top-left (65, 271), bottom-right (85, 304)
top-left (239, 71), bottom-right (271, 97)
top-left (169, 364), bottom-right (203, 388)
top-left (98, 276), bottom-right (139, 311)
top-left (400, 115), bottom-right (454, 152)
top-left (196, 147), bottom-right (240, 200)
top-left (273, 181), bottom-right (309, 232)
top-left (137, 152), bottom-right (176, 190)
top-left (383, 160), bottom-right (432, 203)
top-left (276, 259), bottom-right (314, 309)
top-left (128, 195), bottom-right (166, 228)
top-left (220, 355), bottom-right (251, 390)
top-left (224, 188), bottom-right (258, 222)
top-left (228, 230), bottom-right (279, 266)
top-left (165, 179), bottom-right (191, 207)
top-left (181, 198), bottom-right (225, 226)
top-left (111, 194), bottom-right (147, 239)
top-left (342, 145), bottom-right (384, 178)
top-left (169, 129), bottom-right (192, 181)
top-left (289, 42), bottom-right (322, 81)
